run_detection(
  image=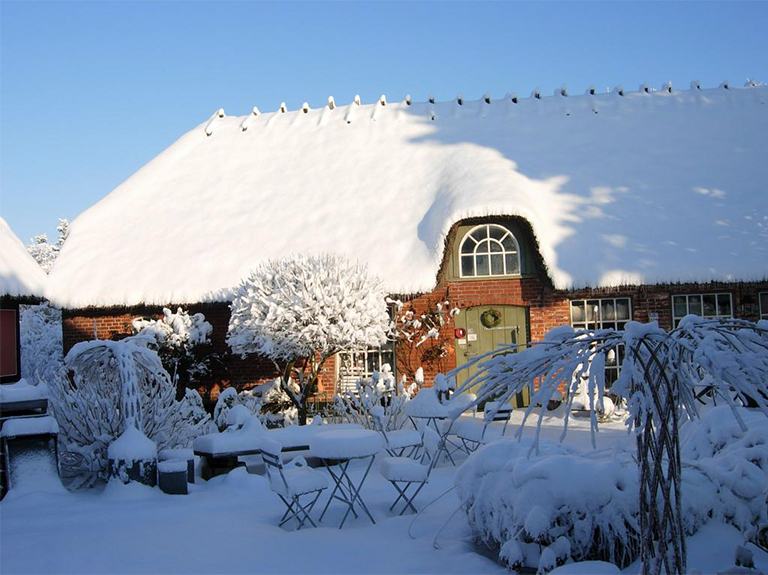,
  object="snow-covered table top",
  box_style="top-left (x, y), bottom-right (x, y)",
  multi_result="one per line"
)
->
top-left (0, 380), bottom-right (46, 405)
top-left (193, 422), bottom-right (365, 457)
top-left (308, 429), bottom-right (383, 460)
top-left (405, 389), bottom-right (477, 419)
top-left (1, 415), bottom-right (58, 438)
